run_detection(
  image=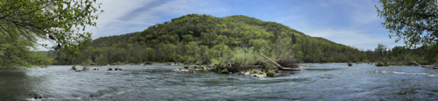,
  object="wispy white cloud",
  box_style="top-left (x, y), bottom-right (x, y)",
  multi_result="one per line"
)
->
top-left (345, 0), bottom-right (380, 25)
top-left (37, 0), bottom-right (401, 51)
top-left (271, 0), bottom-right (401, 50)
top-left (129, 0), bottom-right (226, 22)
top-left (88, 0), bottom-right (157, 38)
top-left (37, 0), bottom-right (227, 51)
top-left (304, 29), bottom-right (404, 50)
top-left (91, 0), bottom-right (227, 38)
